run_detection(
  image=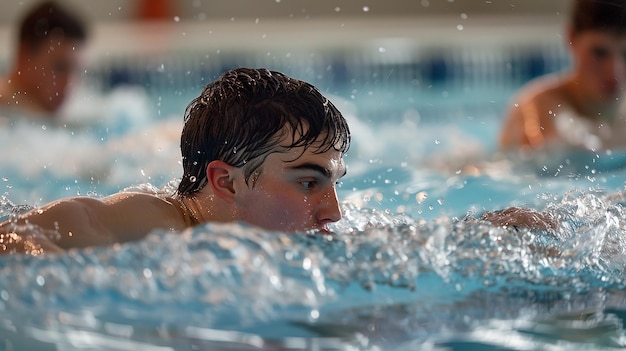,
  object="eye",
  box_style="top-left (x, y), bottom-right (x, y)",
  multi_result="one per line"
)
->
top-left (591, 46), bottom-right (609, 60)
top-left (299, 180), bottom-right (316, 190)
